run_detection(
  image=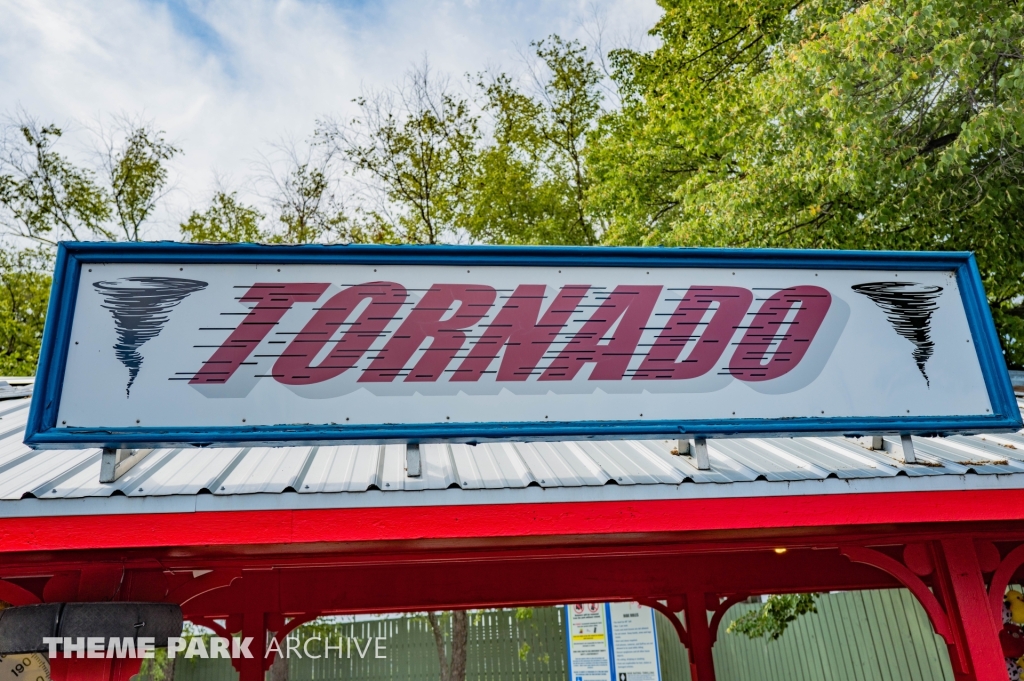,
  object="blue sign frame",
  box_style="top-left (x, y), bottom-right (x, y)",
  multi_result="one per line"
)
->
top-left (24, 242), bottom-right (1022, 449)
